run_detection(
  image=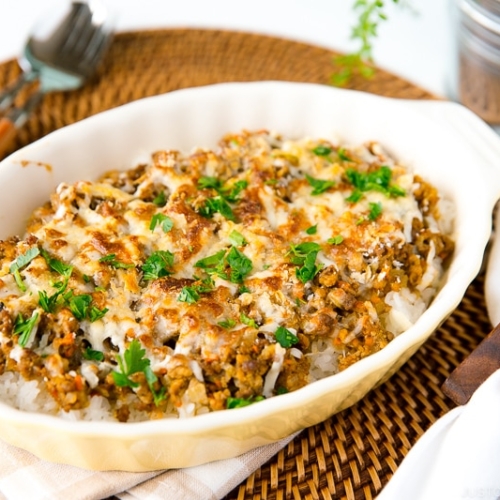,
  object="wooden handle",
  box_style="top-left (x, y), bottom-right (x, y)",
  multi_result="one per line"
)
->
top-left (0, 116), bottom-right (16, 158)
top-left (442, 322), bottom-right (500, 405)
